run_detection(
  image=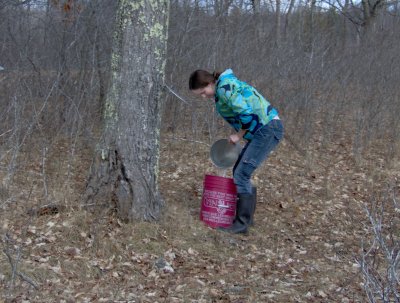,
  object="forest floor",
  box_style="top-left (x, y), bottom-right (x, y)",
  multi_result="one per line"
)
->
top-left (0, 127), bottom-right (399, 302)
